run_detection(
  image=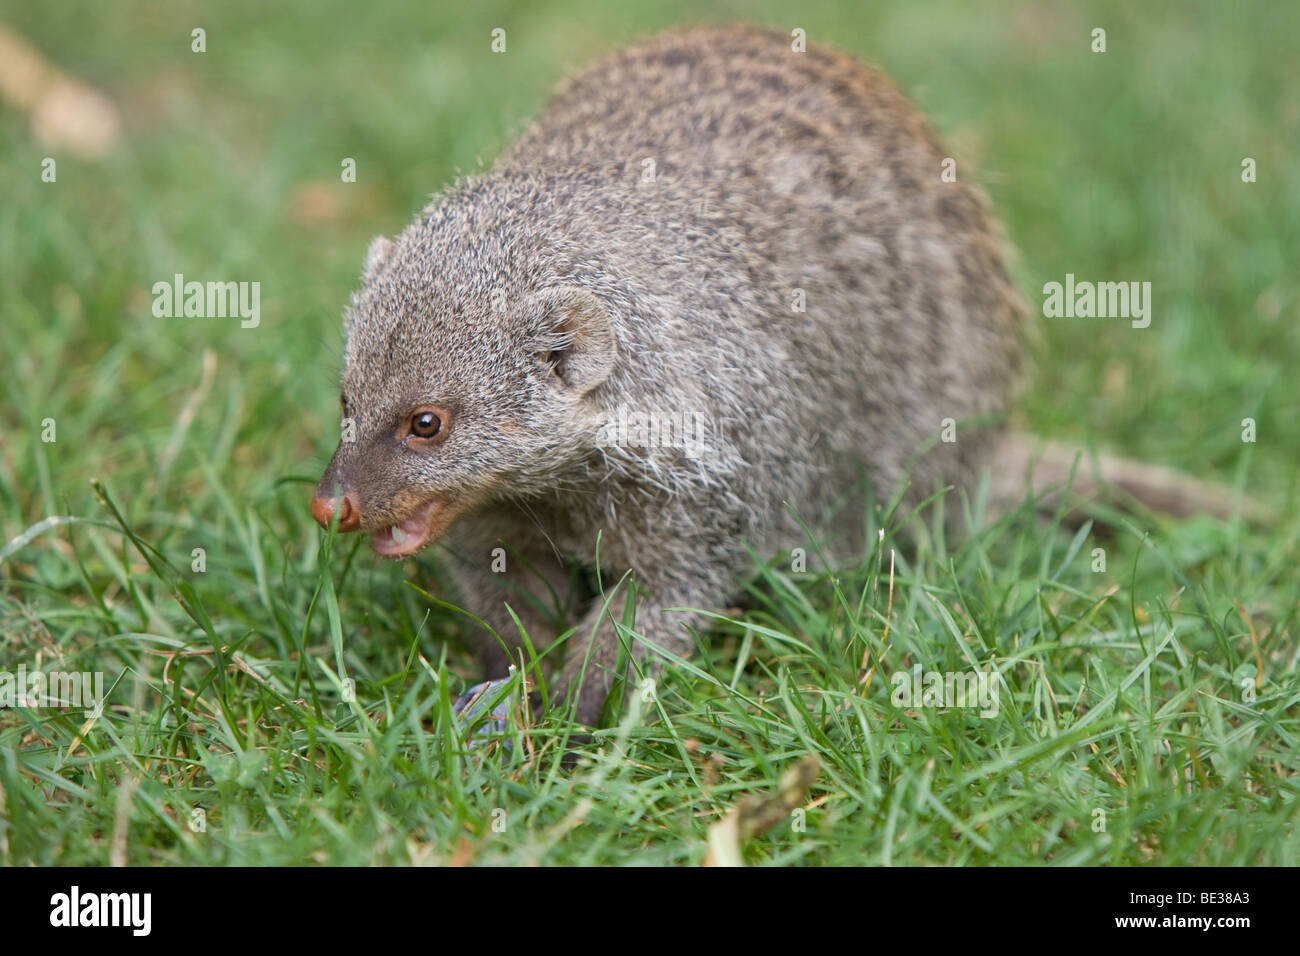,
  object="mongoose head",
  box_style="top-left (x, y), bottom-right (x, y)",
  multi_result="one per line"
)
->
top-left (312, 212), bottom-right (617, 558)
